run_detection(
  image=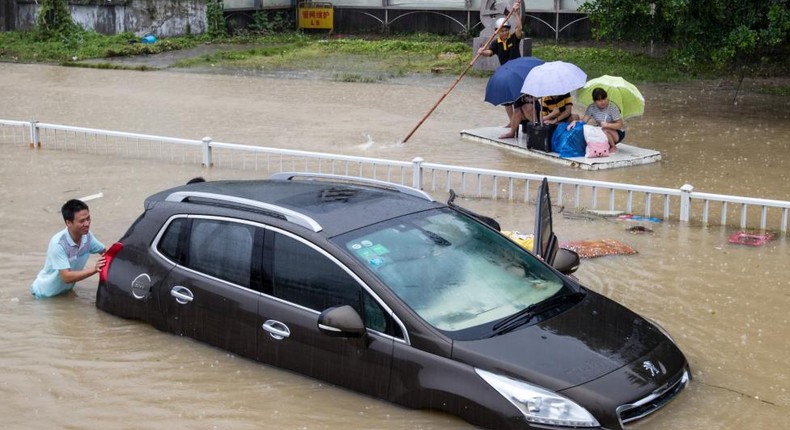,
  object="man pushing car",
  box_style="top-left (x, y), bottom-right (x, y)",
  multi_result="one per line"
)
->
top-left (31, 199), bottom-right (106, 298)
